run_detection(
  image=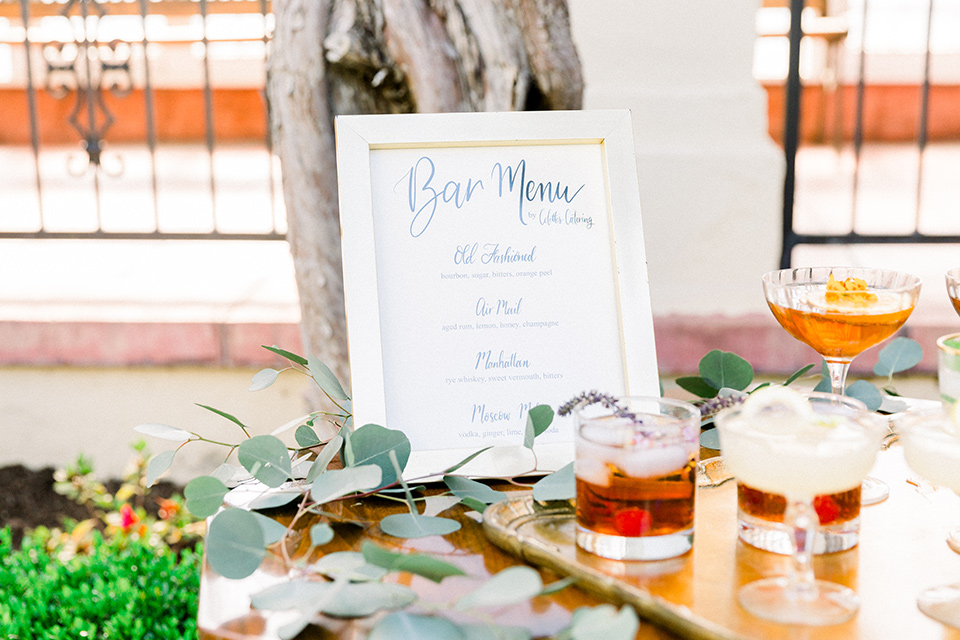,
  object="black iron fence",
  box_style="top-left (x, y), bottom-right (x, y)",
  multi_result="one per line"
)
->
top-left (780, 0), bottom-right (960, 267)
top-left (0, 0), bottom-right (284, 239)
